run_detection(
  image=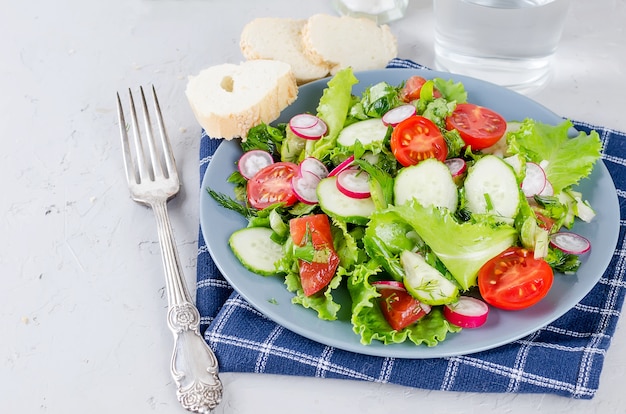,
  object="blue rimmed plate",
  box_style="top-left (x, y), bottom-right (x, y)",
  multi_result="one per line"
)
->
top-left (199, 68), bottom-right (619, 358)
